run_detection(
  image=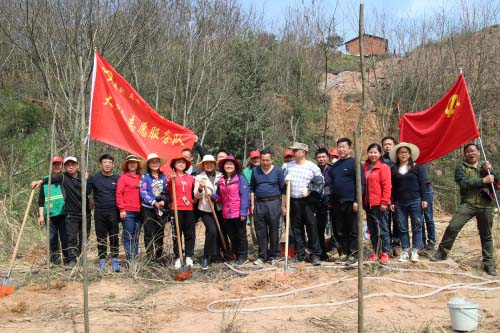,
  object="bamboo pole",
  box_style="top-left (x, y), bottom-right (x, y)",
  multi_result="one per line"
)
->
top-left (45, 103), bottom-right (57, 291)
top-left (354, 2), bottom-right (367, 333)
